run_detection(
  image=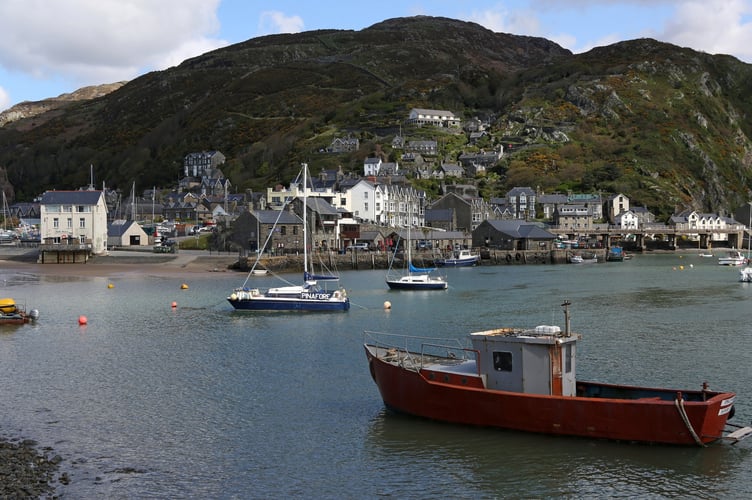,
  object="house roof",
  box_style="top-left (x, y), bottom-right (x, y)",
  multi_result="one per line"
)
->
top-left (255, 210), bottom-right (301, 225)
top-left (107, 219), bottom-right (145, 237)
top-left (40, 190), bottom-right (104, 205)
top-left (302, 197), bottom-right (339, 216)
top-left (483, 220), bottom-right (556, 240)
